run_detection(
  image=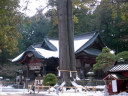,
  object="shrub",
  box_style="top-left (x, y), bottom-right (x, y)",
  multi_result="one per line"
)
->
top-left (116, 51), bottom-right (128, 62)
top-left (93, 47), bottom-right (115, 72)
top-left (43, 73), bottom-right (58, 86)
